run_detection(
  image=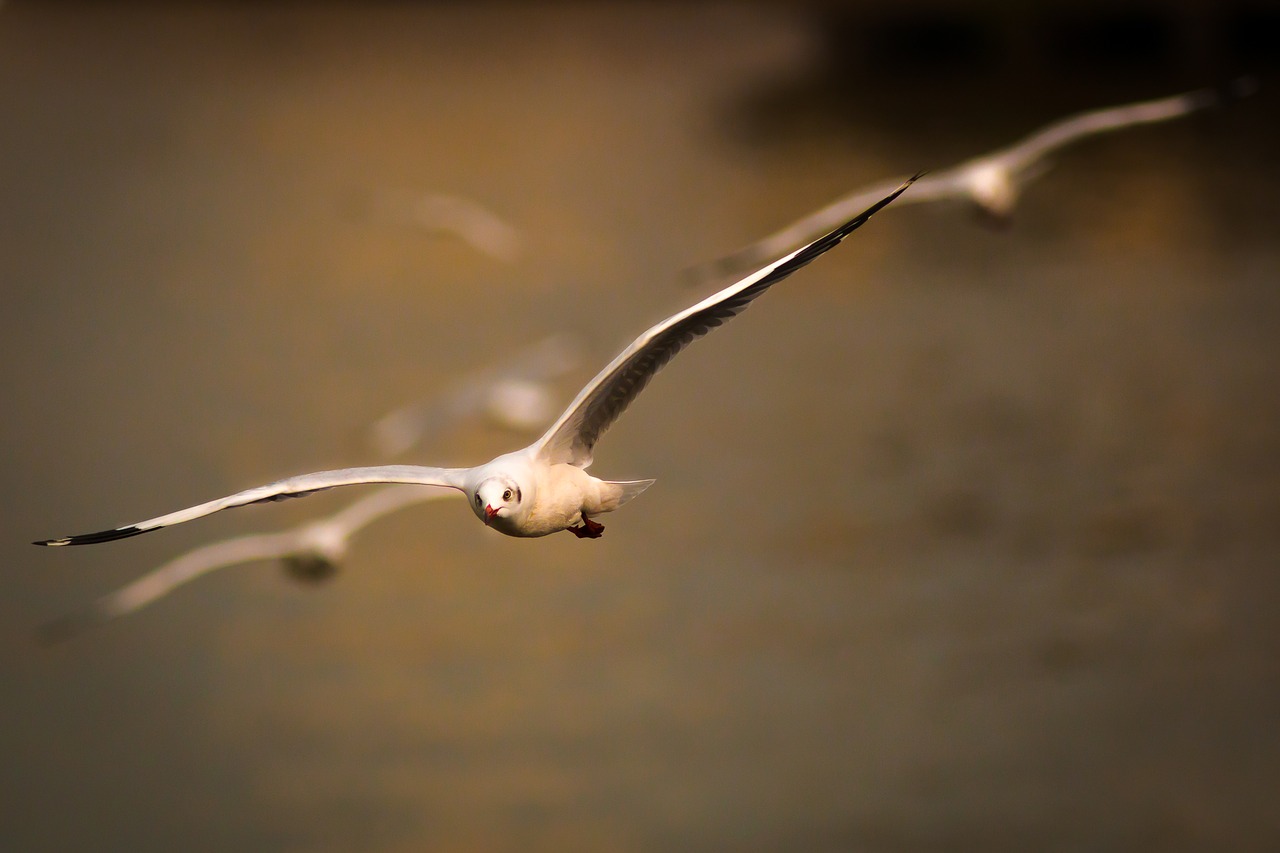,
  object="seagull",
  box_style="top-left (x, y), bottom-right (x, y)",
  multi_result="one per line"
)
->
top-left (690, 80), bottom-right (1254, 282)
top-left (34, 176), bottom-right (917, 548)
top-left (372, 190), bottom-right (523, 263)
top-left (37, 485), bottom-right (453, 643)
top-left (371, 334), bottom-right (583, 456)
